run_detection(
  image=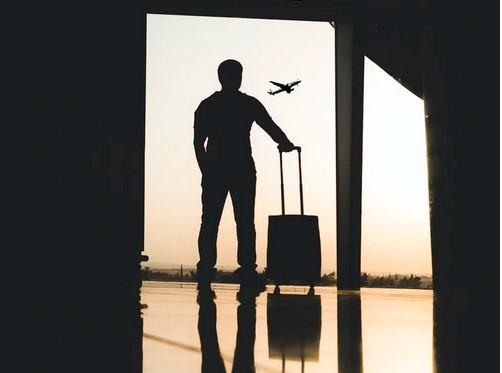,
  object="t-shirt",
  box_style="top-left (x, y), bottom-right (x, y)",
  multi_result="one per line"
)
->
top-left (194, 90), bottom-right (290, 176)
